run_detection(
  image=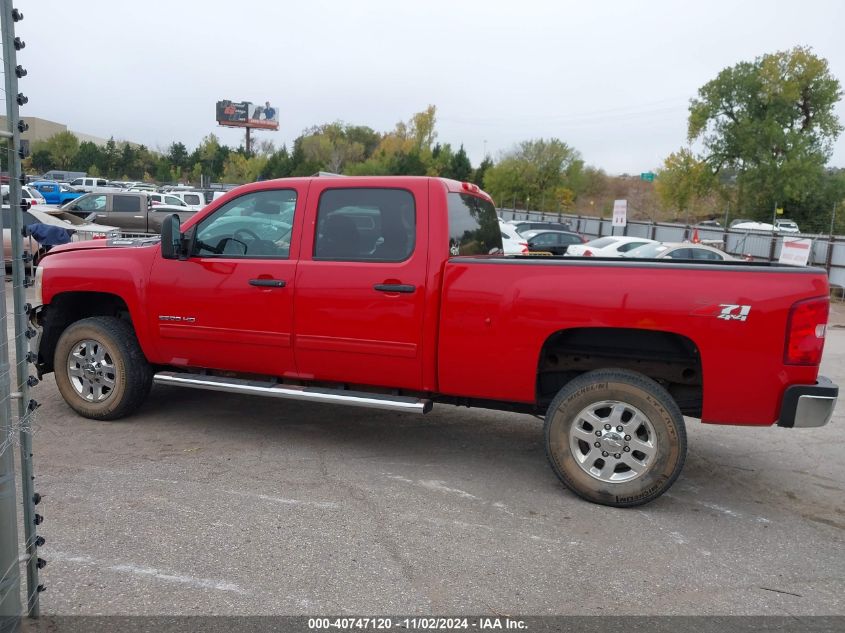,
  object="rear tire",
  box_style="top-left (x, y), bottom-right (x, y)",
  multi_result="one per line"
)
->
top-left (544, 368), bottom-right (687, 507)
top-left (54, 316), bottom-right (153, 420)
